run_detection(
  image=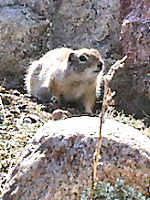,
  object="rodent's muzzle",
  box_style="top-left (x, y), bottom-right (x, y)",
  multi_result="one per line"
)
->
top-left (93, 61), bottom-right (103, 73)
